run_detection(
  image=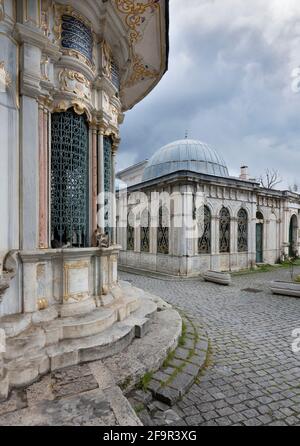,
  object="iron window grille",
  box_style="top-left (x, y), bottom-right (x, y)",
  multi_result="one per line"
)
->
top-left (198, 206), bottom-right (212, 254)
top-left (157, 206), bottom-right (169, 255)
top-left (219, 207), bottom-right (231, 253)
top-left (51, 109), bottom-right (89, 248)
top-left (141, 209), bottom-right (150, 253)
top-left (237, 209), bottom-right (248, 252)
